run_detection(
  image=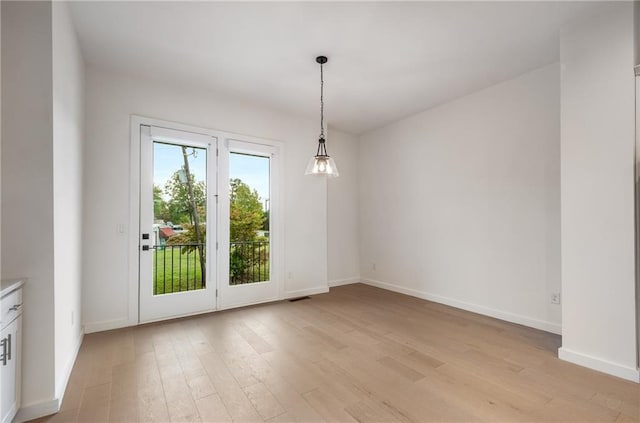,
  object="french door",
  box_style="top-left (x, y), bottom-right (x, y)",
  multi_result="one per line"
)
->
top-left (137, 120), bottom-right (282, 322)
top-left (139, 125), bottom-right (217, 322)
top-left (218, 139), bottom-right (280, 309)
